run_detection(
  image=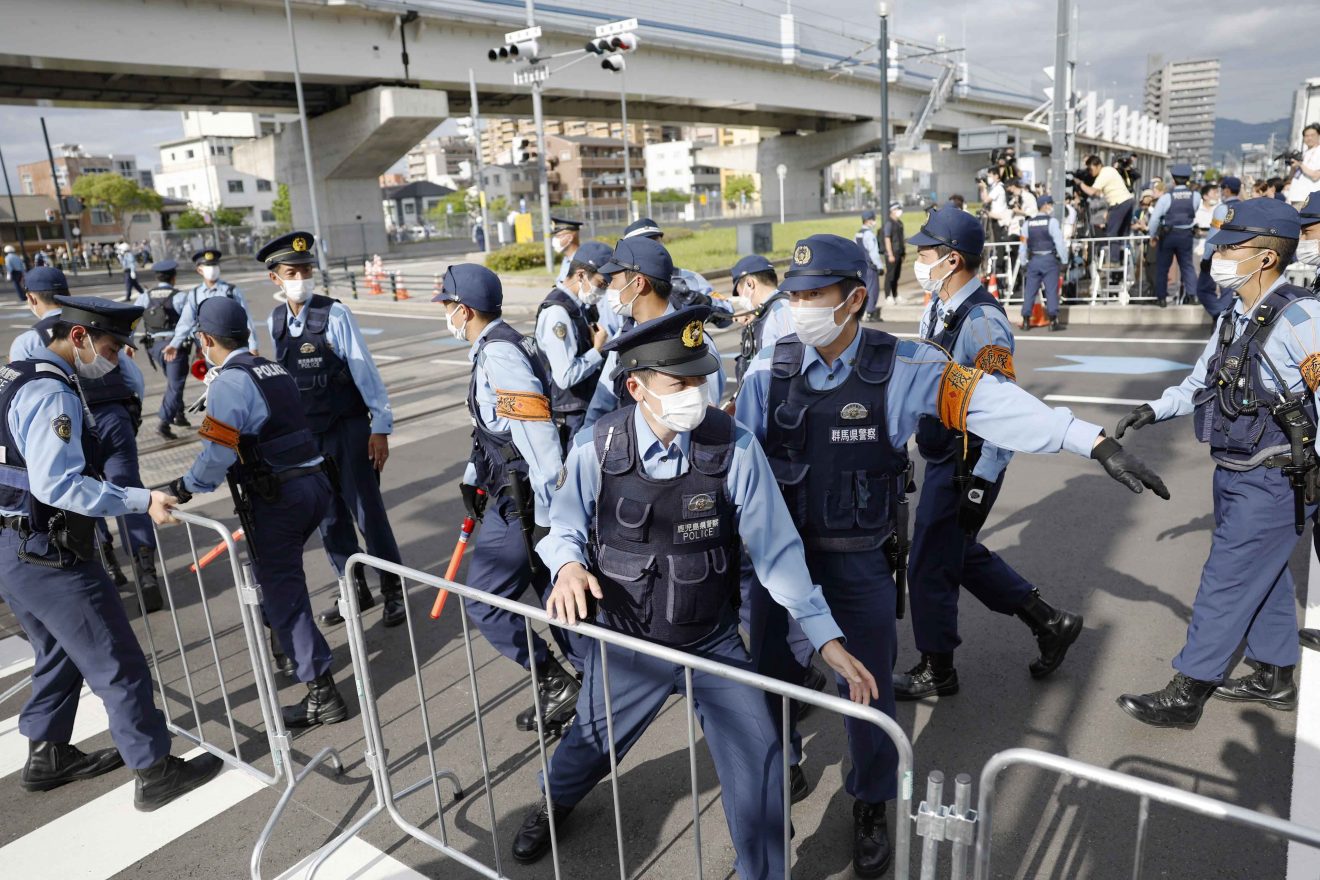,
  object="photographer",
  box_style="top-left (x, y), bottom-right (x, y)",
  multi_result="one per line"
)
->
top-left (1284, 125), bottom-right (1320, 207)
top-left (978, 167), bottom-right (1012, 244)
top-left (1075, 154), bottom-right (1135, 263)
